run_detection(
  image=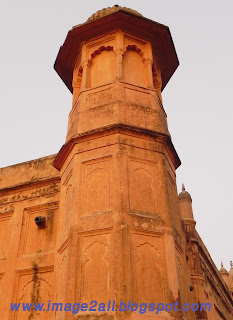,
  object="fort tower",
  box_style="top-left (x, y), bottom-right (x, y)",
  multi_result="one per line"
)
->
top-left (53, 5), bottom-right (192, 320)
